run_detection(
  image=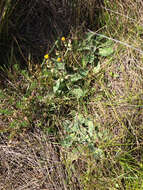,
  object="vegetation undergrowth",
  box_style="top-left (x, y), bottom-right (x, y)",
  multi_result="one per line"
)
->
top-left (1, 0), bottom-right (143, 189)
